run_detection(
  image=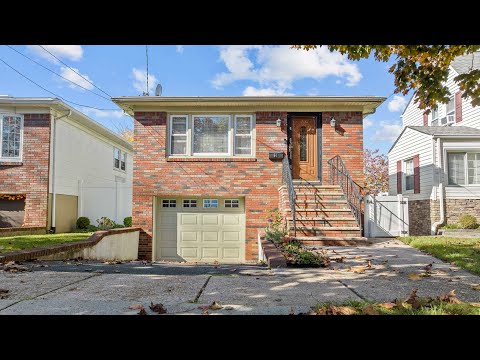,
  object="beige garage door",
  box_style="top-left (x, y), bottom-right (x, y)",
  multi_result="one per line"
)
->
top-left (177, 213), bottom-right (245, 262)
top-left (155, 197), bottom-right (245, 263)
